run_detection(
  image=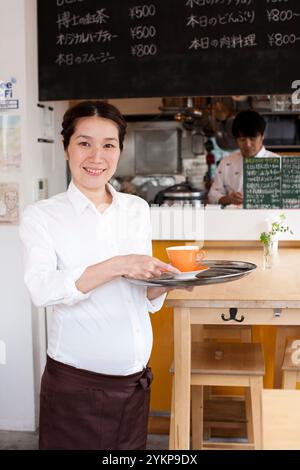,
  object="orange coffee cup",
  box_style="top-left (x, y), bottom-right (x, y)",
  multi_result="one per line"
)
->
top-left (166, 246), bottom-right (205, 272)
